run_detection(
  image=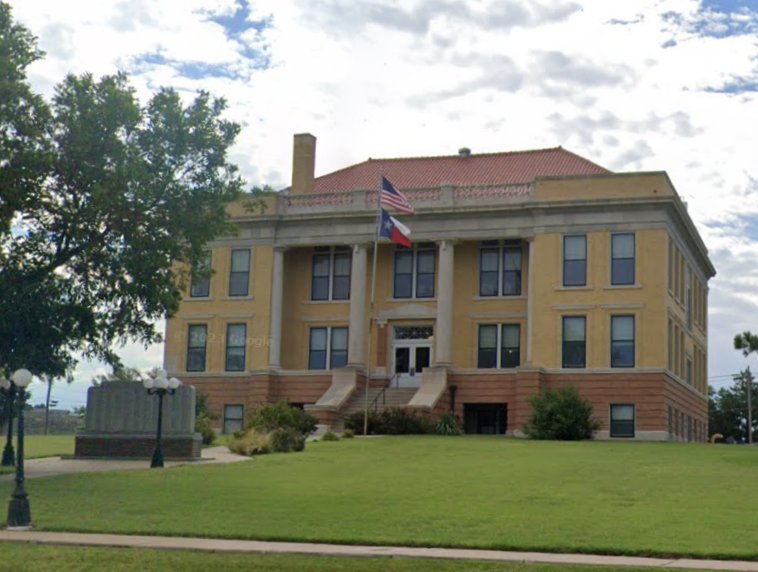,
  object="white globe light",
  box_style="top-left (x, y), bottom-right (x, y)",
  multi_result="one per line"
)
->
top-left (0, 377), bottom-right (10, 391)
top-left (155, 376), bottom-right (169, 390)
top-left (12, 369), bottom-right (33, 388)
top-left (143, 377), bottom-right (155, 390)
top-left (155, 368), bottom-right (167, 380)
top-left (168, 377), bottom-right (181, 390)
